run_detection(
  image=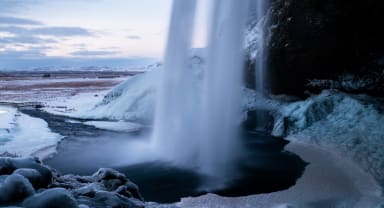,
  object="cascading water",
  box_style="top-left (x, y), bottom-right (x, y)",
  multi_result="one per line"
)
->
top-left (152, 0), bottom-right (249, 182)
top-left (198, 0), bottom-right (249, 178)
top-left (251, 0), bottom-right (269, 131)
top-left (152, 0), bottom-right (198, 164)
top-left (255, 0), bottom-right (267, 95)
